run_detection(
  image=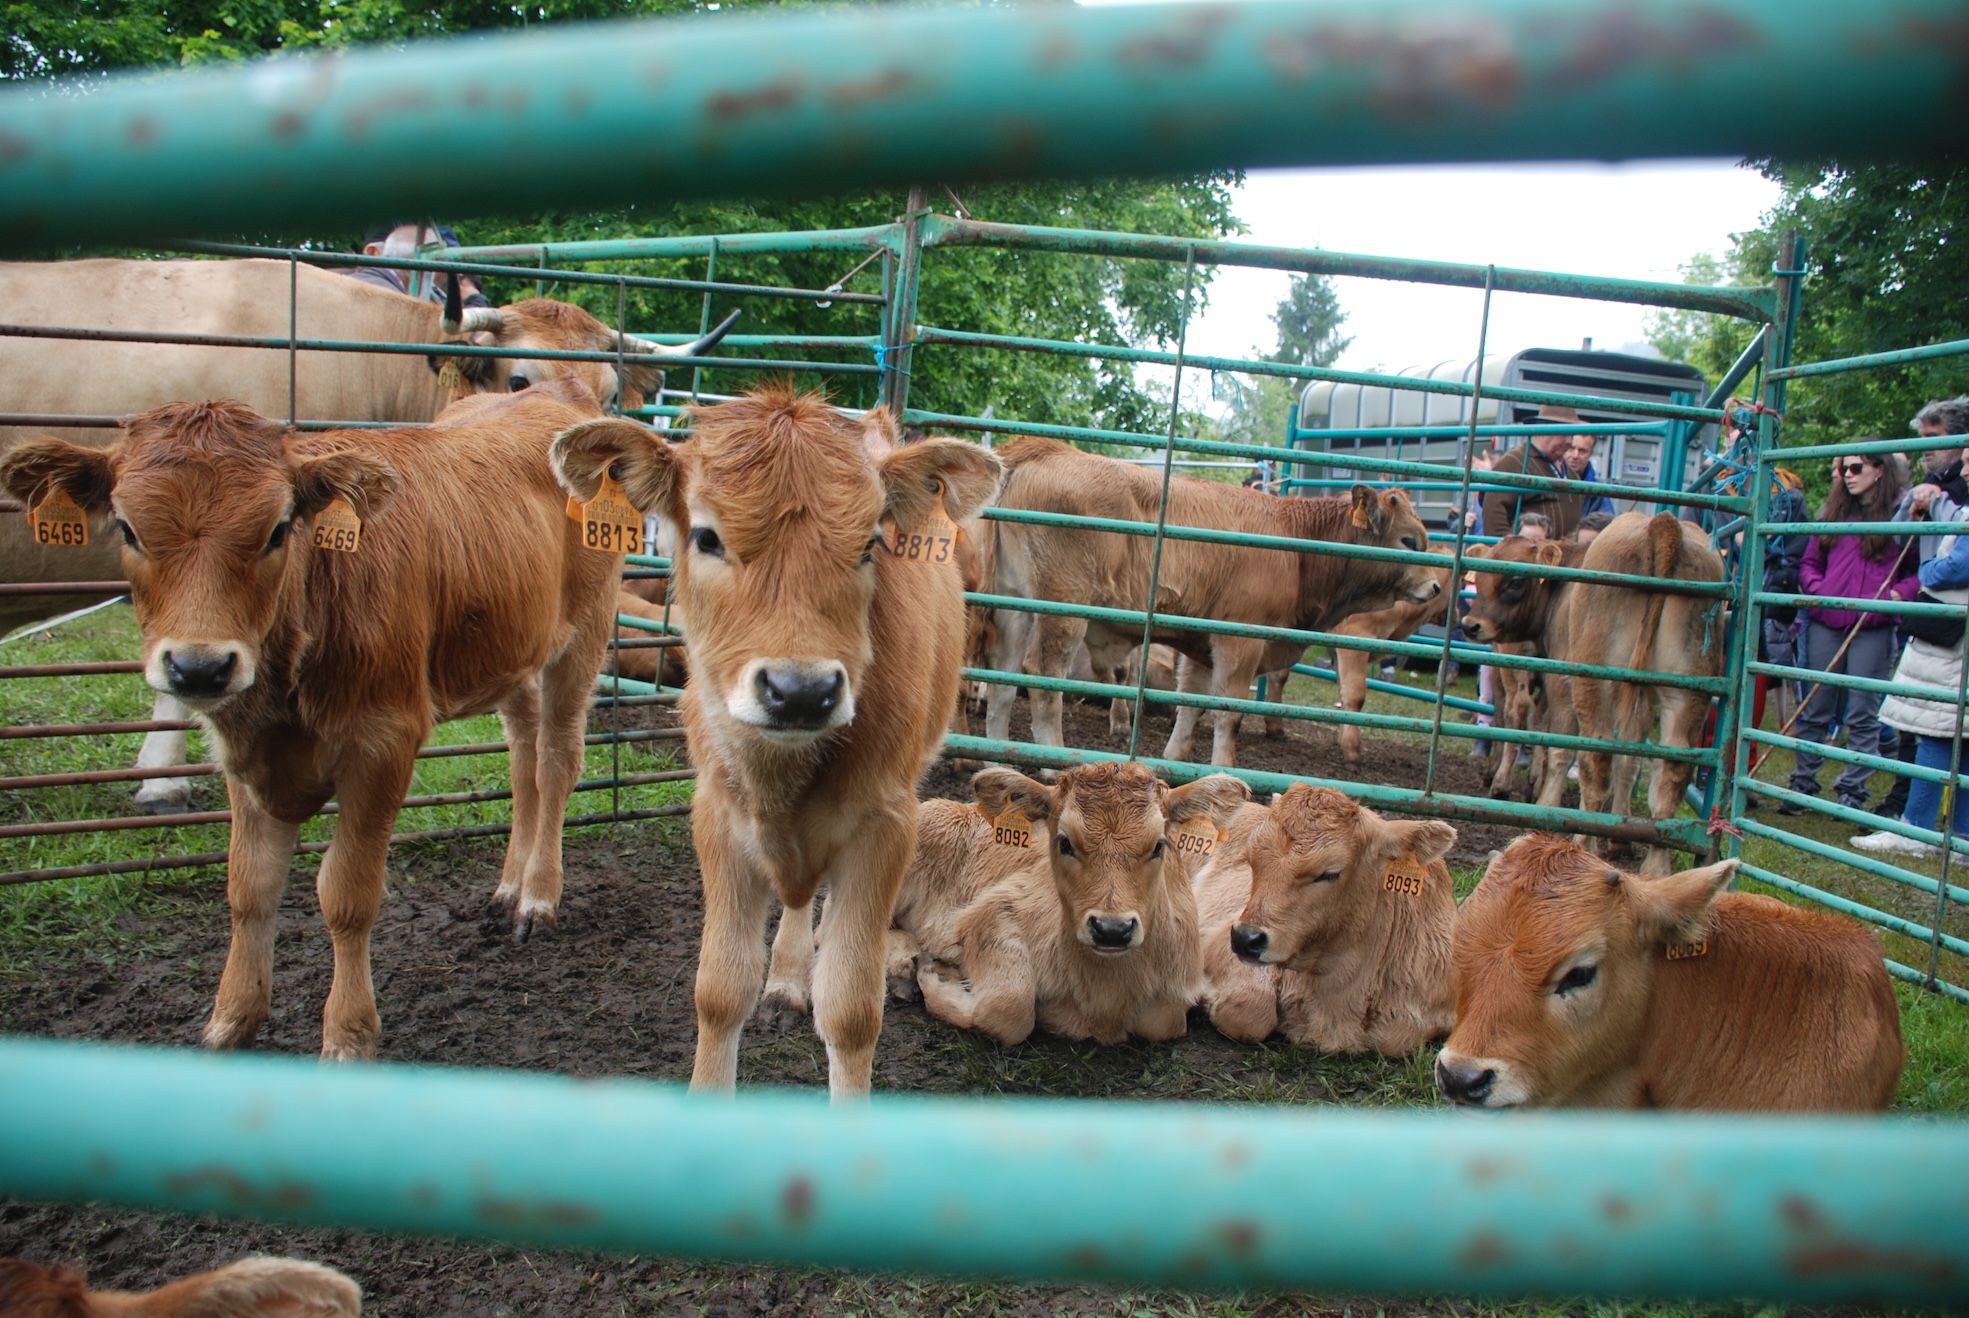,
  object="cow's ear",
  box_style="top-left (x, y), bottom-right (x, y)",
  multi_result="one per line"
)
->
top-left (1374, 817), bottom-right (1457, 867)
top-left (860, 407), bottom-right (902, 461)
top-left (552, 417), bottom-right (682, 523)
top-left (1535, 542), bottom-right (1565, 566)
top-left (880, 438), bottom-right (1003, 526)
top-left (971, 767), bottom-right (1055, 824)
top-left (292, 449), bottom-right (400, 523)
top-left (1461, 543), bottom-right (1489, 561)
top-left (1163, 773), bottom-right (1250, 833)
top-left (1629, 858), bottom-right (1737, 944)
top-left (1348, 483), bottom-right (1385, 535)
top-left (0, 437), bottom-right (117, 513)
